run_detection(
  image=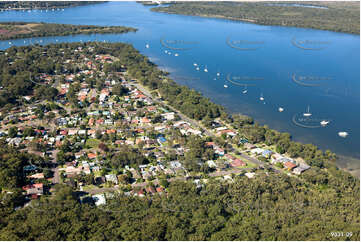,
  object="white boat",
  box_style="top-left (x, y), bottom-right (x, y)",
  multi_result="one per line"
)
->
top-left (204, 66), bottom-right (208, 72)
top-left (259, 93), bottom-right (264, 101)
top-left (193, 63), bottom-right (198, 66)
top-left (242, 85), bottom-right (248, 94)
top-left (196, 67), bottom-right (200, 71)
top-left (278, 107), bottom-right (284, 112)
top-left (303, 105), bottom-right (312, 117)
top-left (174, 53), bottom-right (179, 56)
top-left (164, 50), bottom-right (168, 54)
top-left (224, 84), bottom-right (228, 88)
top-left (8, 42), bottom-right (12, 45)
top-left (320, 120), bottom-right (329, 126)
top-left (168, 52), bottom-right (171, 55)
top-left (145, 44), bottom-right (149, 48)
top-left (338, 132), bottom-right (348, 138)
top-left (216, 72), bottom-right (220, 76)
